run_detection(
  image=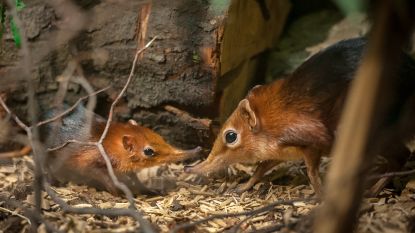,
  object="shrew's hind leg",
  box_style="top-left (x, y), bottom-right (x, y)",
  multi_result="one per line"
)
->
top-left (303, 148), bottom-right (323, 197)
top-left (236, 160), bottom-right (281, 193)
